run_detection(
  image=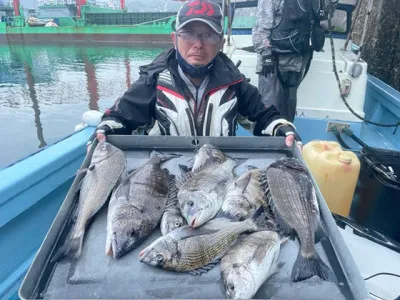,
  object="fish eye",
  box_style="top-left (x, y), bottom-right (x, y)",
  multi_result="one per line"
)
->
top-left (227, 283), bottom-right (235, 291)
top-left (235, 213), bottom-right (244, 221)
top-left (187, 200), bottom-right (194, 207)
top-left (155, 254), bottom-right (164, 263)
top-left (174, 220), bottom-right (182, 228)
top-left (130, 230), bottom-right (136, 237)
